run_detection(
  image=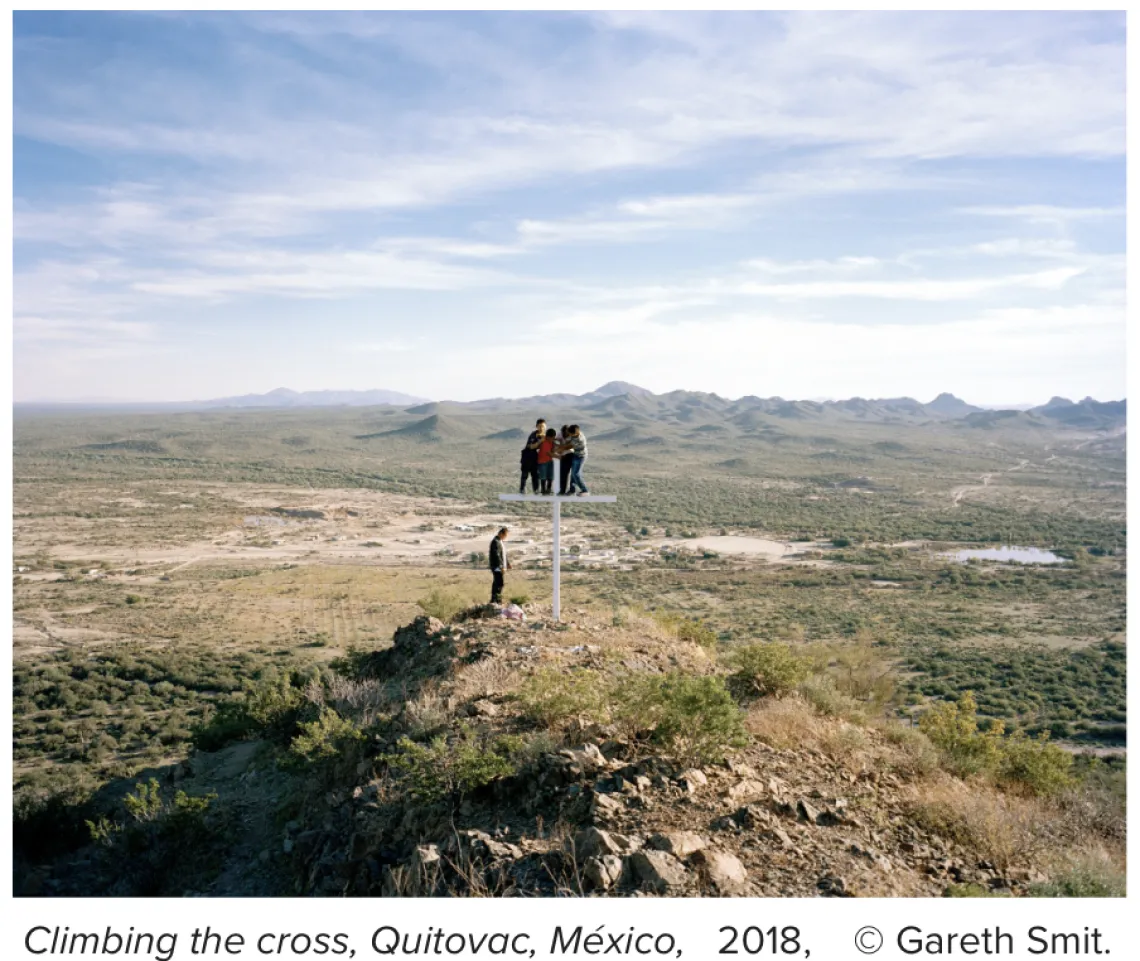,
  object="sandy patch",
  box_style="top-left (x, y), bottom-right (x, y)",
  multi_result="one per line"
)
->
top-left (647, 535), bottom-right (794, 559)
